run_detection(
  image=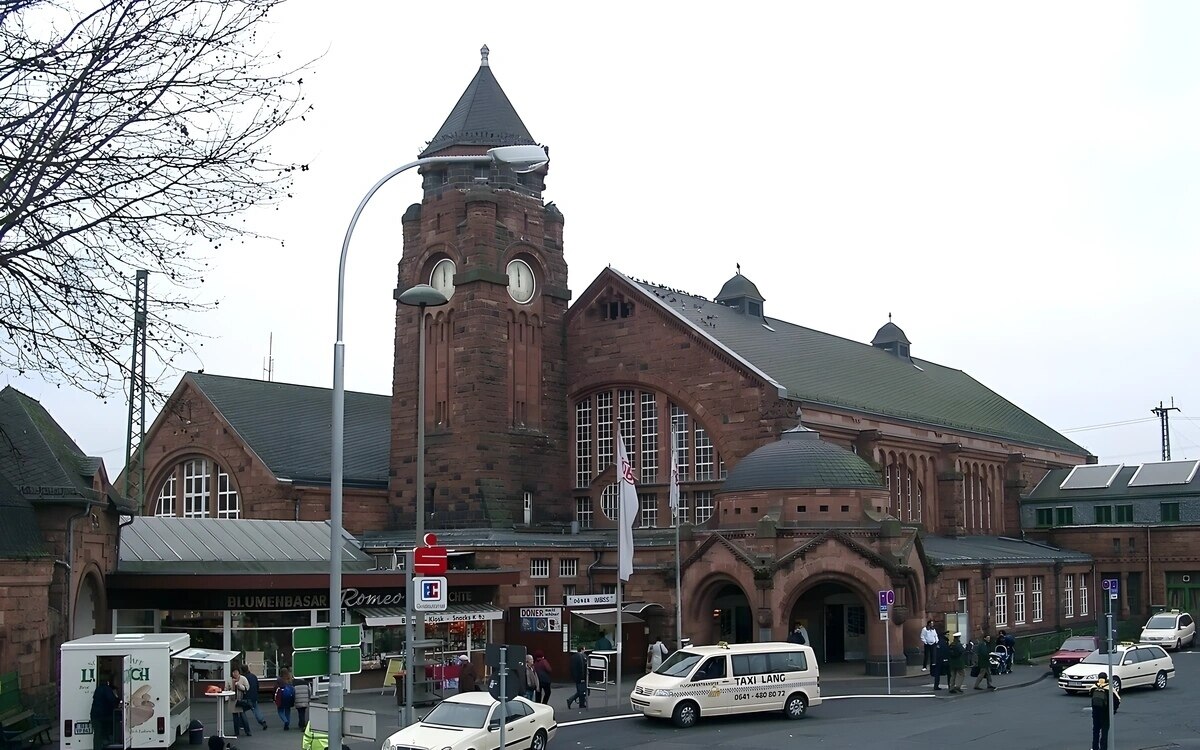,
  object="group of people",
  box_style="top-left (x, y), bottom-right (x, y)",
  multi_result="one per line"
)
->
top-left (919, 621), bottom-right (1019, 693)
top-left (228, 664), bottom-right (312, 737)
